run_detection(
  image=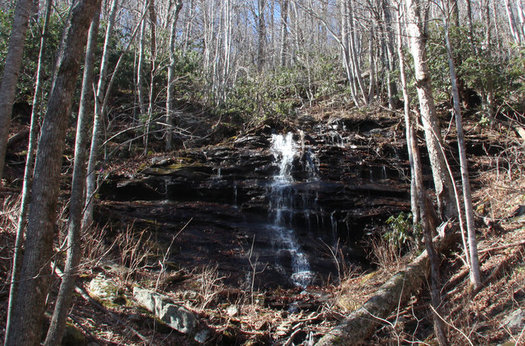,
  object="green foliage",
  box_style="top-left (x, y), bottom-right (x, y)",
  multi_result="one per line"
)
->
top-left (0, 9), bottom-right (63, 105)
top-left (384, 212), bottom-right (421, 252)
top-left (427, 23), bottom-right (524, 113)
top-left (219, 54), bottom-right (344, 124)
